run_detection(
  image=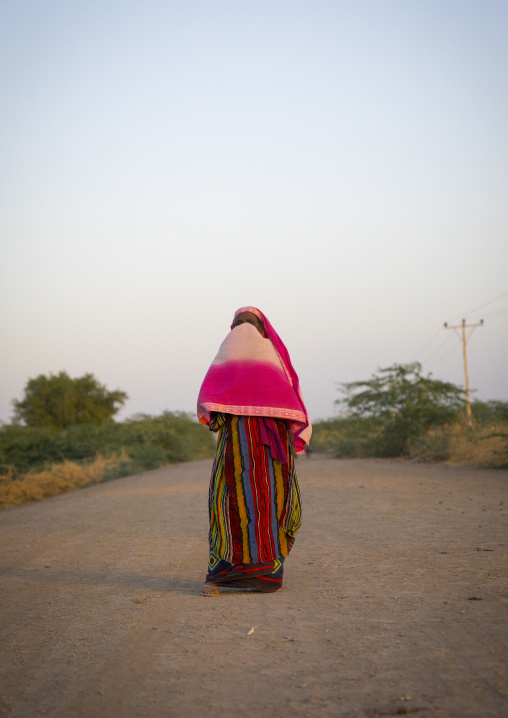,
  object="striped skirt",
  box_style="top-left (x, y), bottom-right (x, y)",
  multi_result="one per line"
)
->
top-left (205, 413), bottom-right (302, 592)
